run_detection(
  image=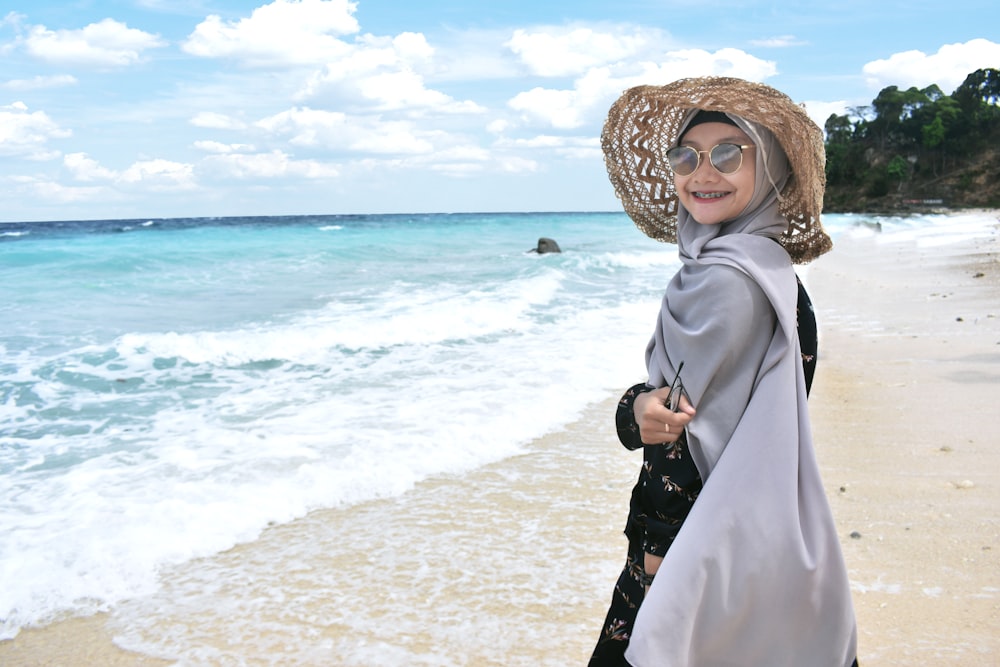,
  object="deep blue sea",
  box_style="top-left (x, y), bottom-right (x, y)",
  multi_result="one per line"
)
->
top-left (1, 210), bottom-right (995, 643)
